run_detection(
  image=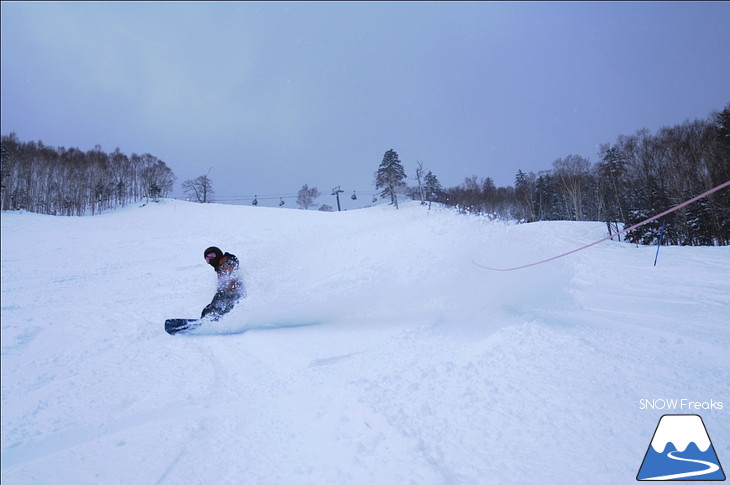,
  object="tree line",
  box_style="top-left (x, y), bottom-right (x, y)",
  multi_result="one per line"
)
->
top-left (440, 105), bottom-right (730, 246)
top-left (2, 104), bottom-right (728, 245)
top-left (1, 134), bottom-right (175, 215)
